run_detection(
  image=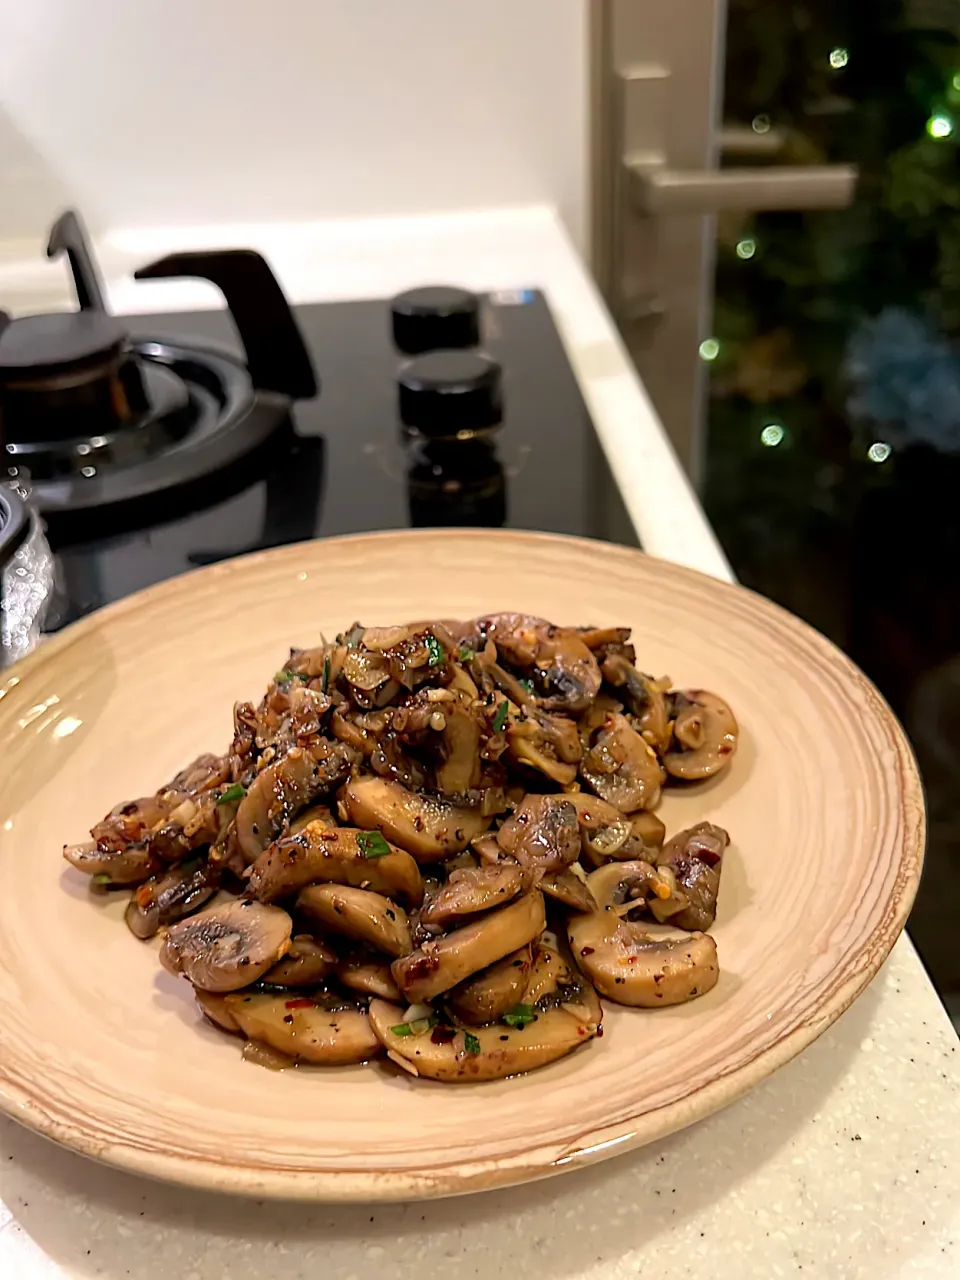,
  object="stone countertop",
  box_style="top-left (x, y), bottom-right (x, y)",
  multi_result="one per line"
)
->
top-left (0, 206), bottom-right (956, 1278)
top-left (0, 943), bottom-right (956, 1279)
